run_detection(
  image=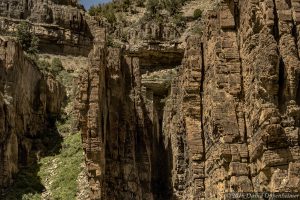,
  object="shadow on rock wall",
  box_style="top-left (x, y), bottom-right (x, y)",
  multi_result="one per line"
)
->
top-left (1, 123), bottom-right (63, 199)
